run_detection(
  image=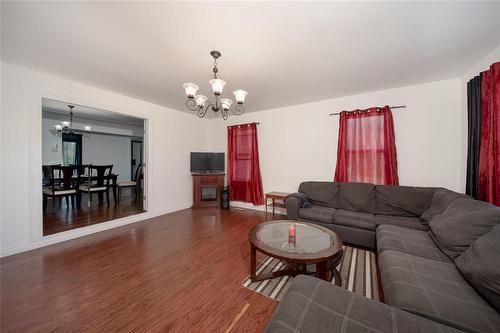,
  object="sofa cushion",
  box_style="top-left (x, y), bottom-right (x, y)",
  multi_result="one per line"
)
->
top-left (333, 209), bottom-right (375, 231)
top-left (456, 224), bottom-right (500, 312)
top-left (338, 182), bottom-right (376, 214)
top-left (379, 250), bottom-right (500, 333)
top-left (429, 198), bottom-right (500, 259)
top-left (376, 185), bottom-right (435, 217)
top-left (264, 275), bottom-right (463, 333)
top-left (420, 188), bottom-right (468, 224)
top-left (298, 181), bottom-right (339, 208)
top-left (376, 225), bottom-right (450, 262)
top-left (298, 205), bottom-right (336, 224)
top-left (375, 215), bottom-right (428, 231)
